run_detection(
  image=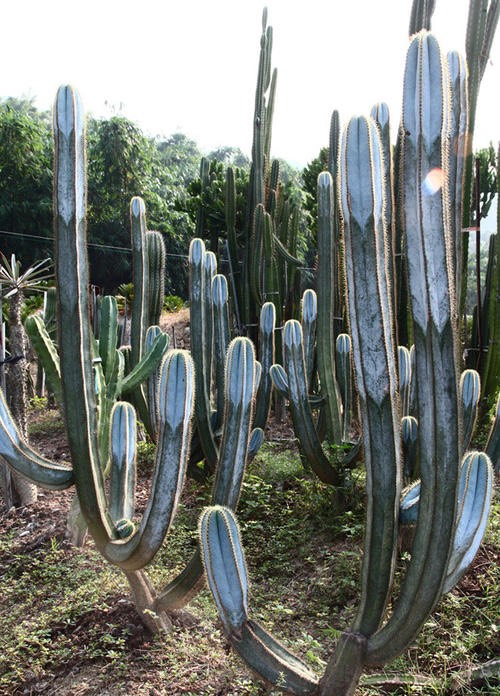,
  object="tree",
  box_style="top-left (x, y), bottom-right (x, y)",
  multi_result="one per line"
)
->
top-left (301, 147), bottom-right (329, 242)
top-left (86, 116), bottom-right (196, 294)
top-left (0, 100), bottom-right (52, 265)
top-left (207, 145), bottom-right (250, 168)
